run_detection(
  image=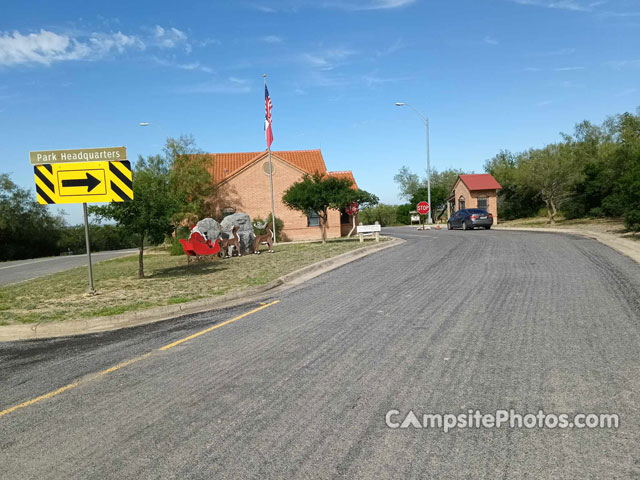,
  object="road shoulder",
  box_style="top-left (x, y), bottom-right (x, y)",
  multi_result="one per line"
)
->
top-left (494, 225), bottom-right (640, 265)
